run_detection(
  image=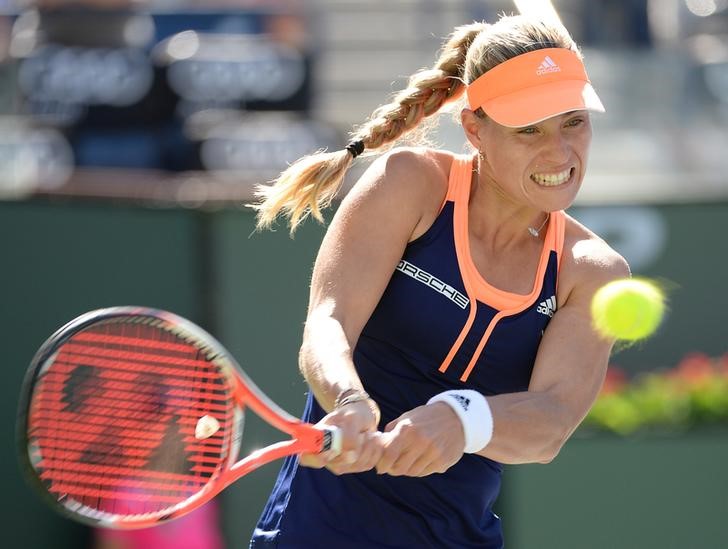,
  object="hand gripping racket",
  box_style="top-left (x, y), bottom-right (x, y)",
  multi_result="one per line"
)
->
top-left (17, 306), bottom-right (341, 529)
